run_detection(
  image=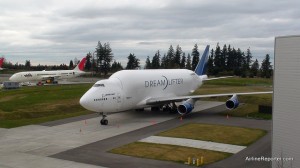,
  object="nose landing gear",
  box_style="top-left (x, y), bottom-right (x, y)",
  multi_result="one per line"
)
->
top-left (99, 112), bottom-right (108, 125)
